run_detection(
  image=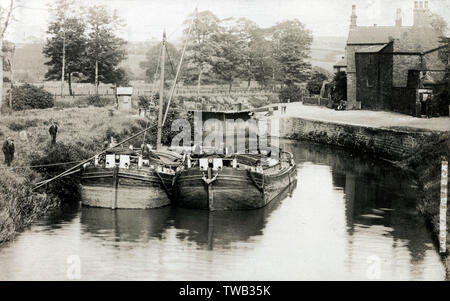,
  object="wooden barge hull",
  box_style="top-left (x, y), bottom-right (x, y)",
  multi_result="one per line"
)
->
top-left (173, 165), bottom-right (297, 211)
top-left (80, 167), bottom-right (173, 209)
